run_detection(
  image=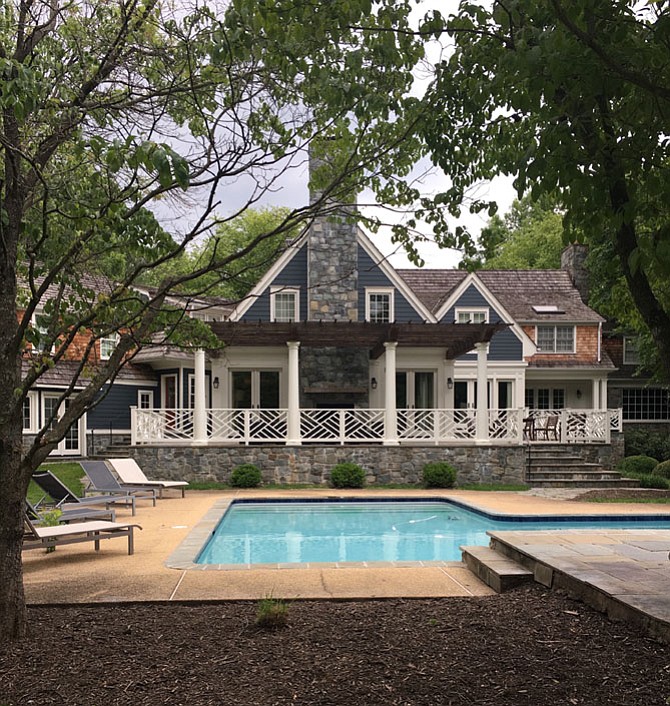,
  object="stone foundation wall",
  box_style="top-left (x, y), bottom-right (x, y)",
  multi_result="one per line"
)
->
top-left (130, 444), bottom-right (529, 486)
